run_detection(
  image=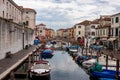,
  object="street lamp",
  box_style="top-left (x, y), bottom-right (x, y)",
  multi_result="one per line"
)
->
top-left (22, 22), bottom-right (25, 49)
